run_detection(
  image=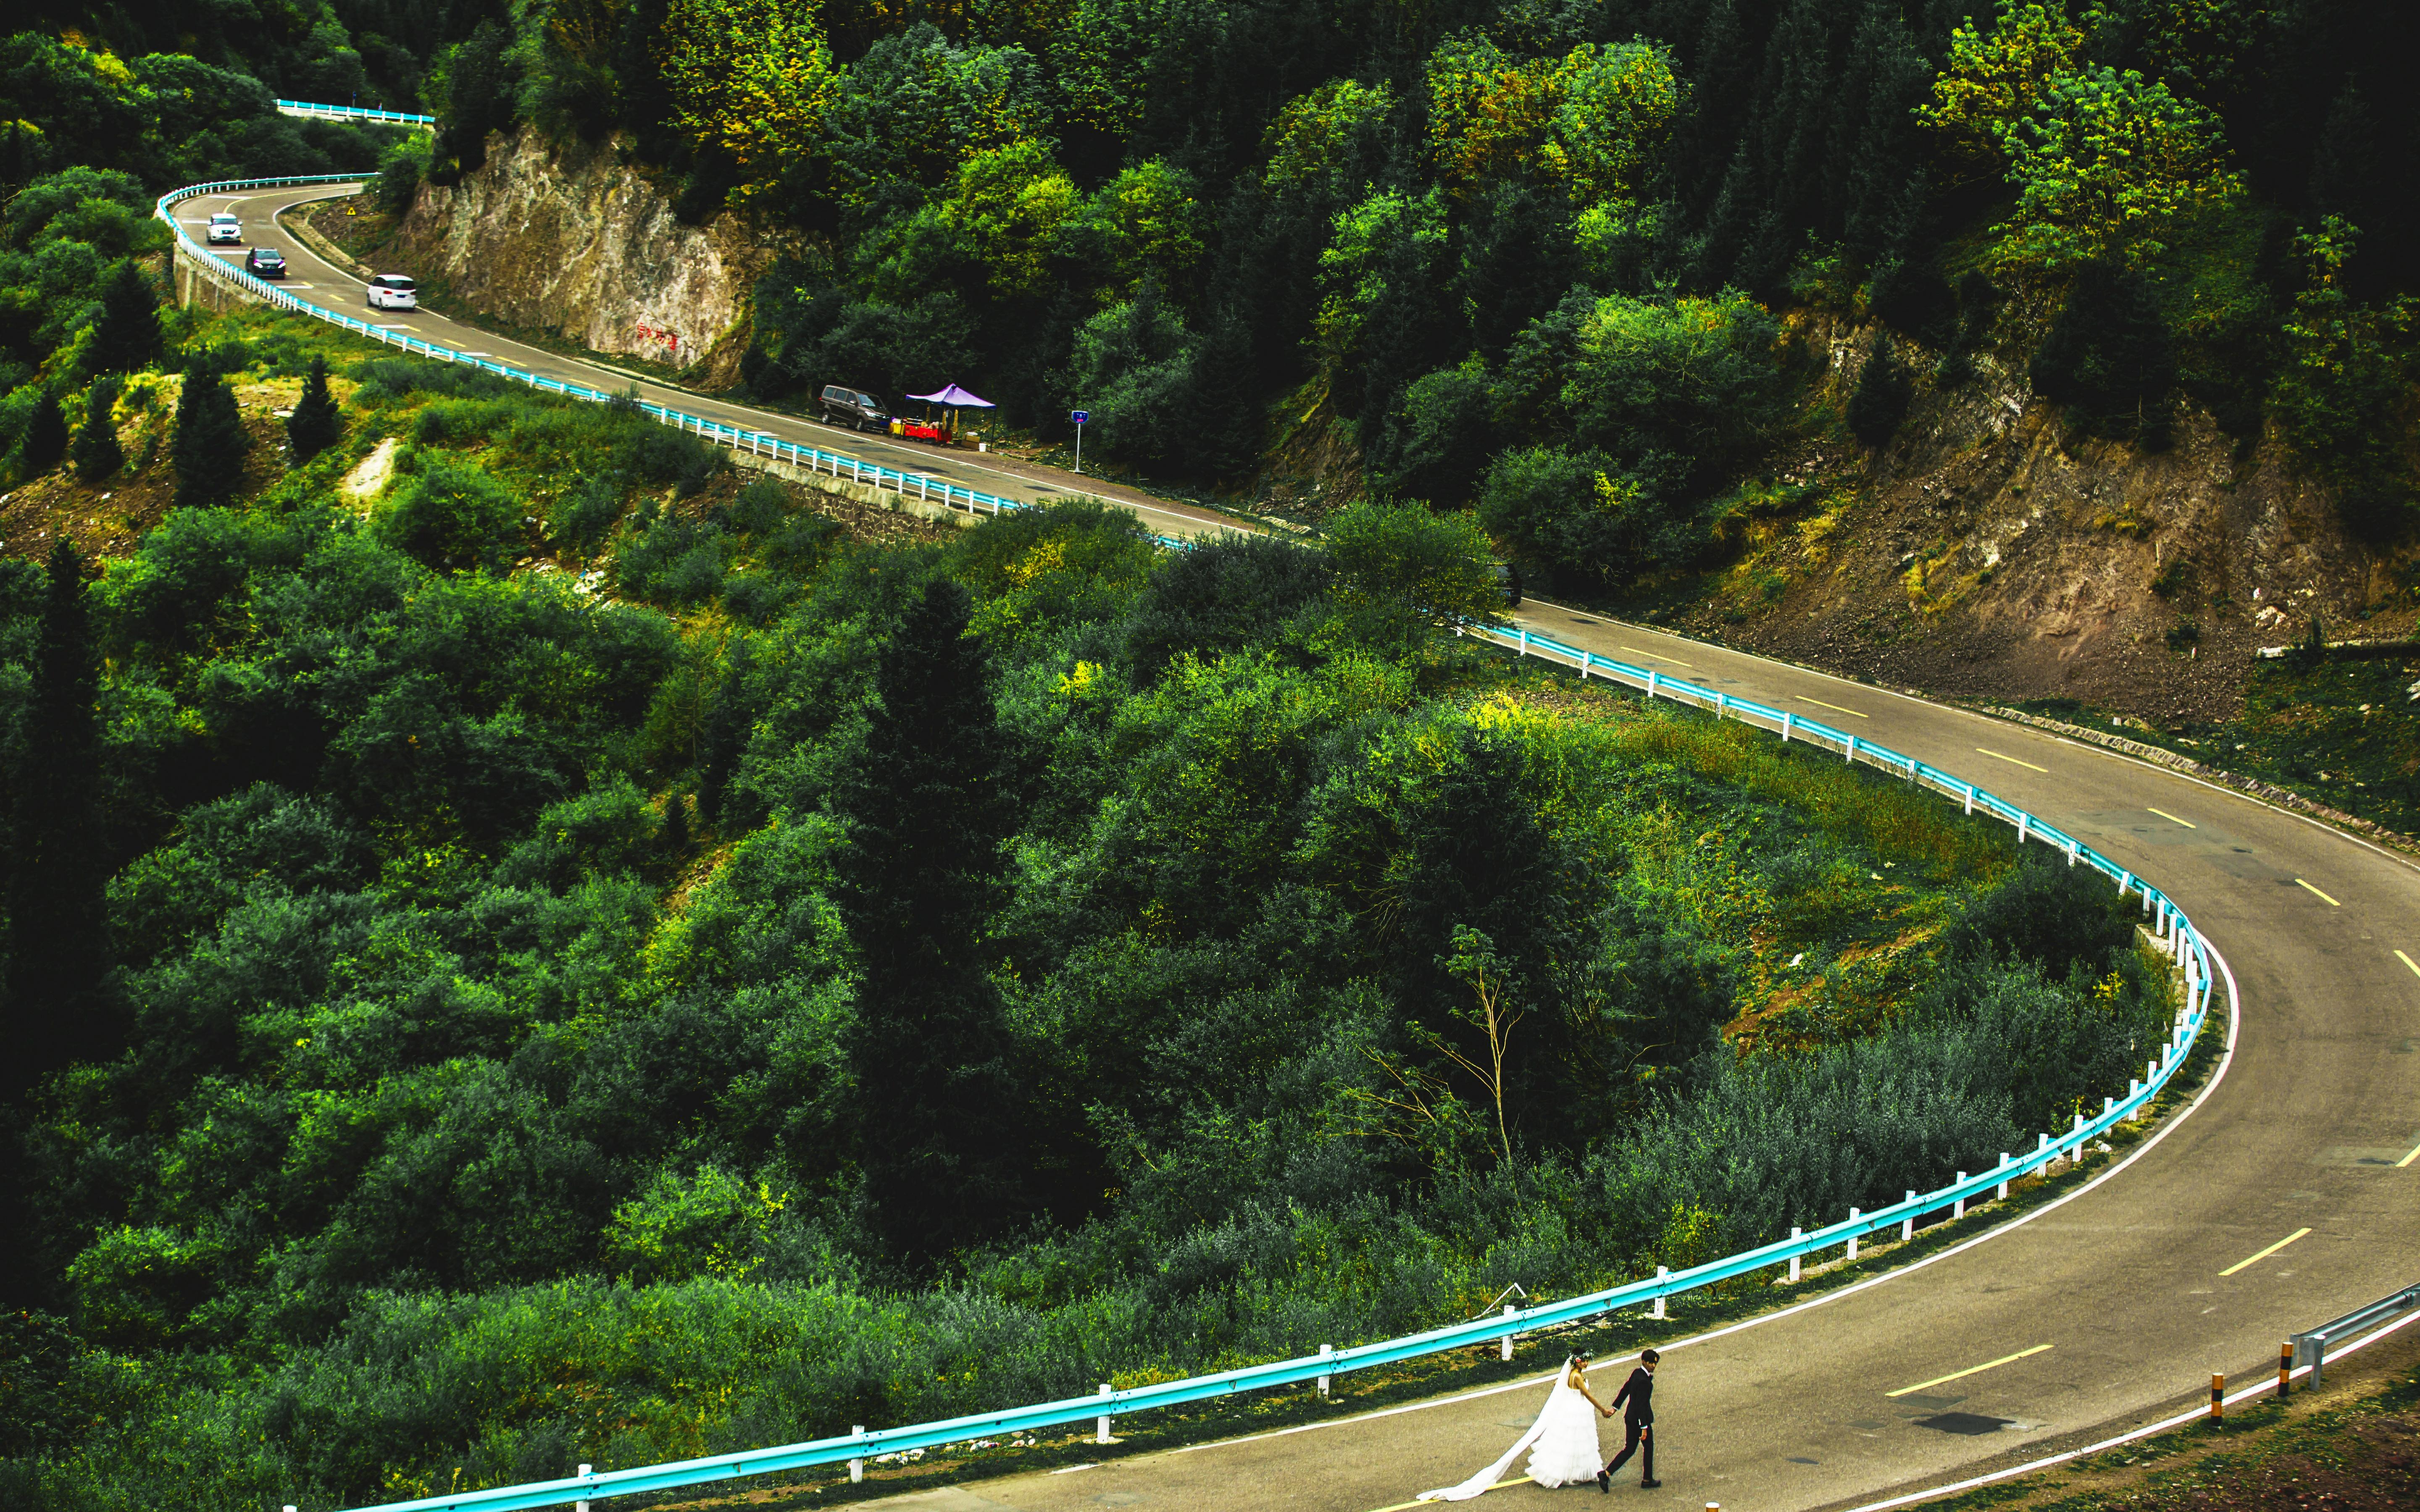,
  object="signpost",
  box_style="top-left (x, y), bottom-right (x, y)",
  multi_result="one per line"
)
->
top-left (1071, 410), bottom-right (1089, 474)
